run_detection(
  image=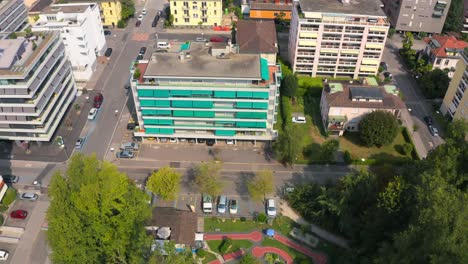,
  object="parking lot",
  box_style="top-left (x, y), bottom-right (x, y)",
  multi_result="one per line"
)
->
top-left (3, 199), bottom-right (37, 228)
